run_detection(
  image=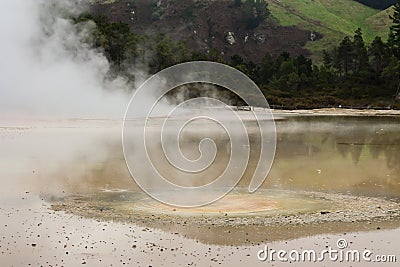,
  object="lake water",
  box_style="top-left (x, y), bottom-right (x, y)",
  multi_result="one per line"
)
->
top-left (124, 114), bottom-right (400, 199)
top-left (1, 113), bottom-right (400, 252)
top-left (270, 115), bottom-right (400, 199)
top-left (1, 114), bottom-right (399, 204)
